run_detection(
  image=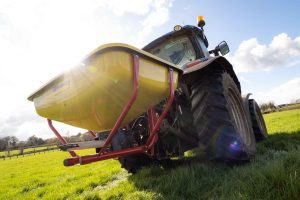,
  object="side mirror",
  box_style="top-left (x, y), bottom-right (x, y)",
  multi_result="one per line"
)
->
top-left (217, 41), bottom-right (230, 56)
